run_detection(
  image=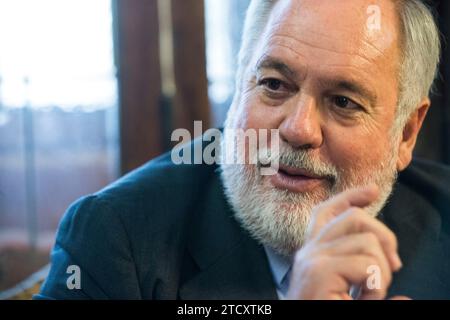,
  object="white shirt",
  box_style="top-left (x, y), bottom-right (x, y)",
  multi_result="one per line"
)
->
top-left (263, 245), bottom-right (293, 300)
